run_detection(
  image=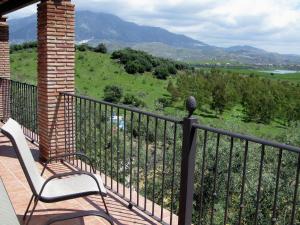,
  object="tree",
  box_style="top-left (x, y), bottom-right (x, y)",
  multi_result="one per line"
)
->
top-left (103, 85), bottom-right (123, 103)
top-left (94, 43), bottom-right (107, 53)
